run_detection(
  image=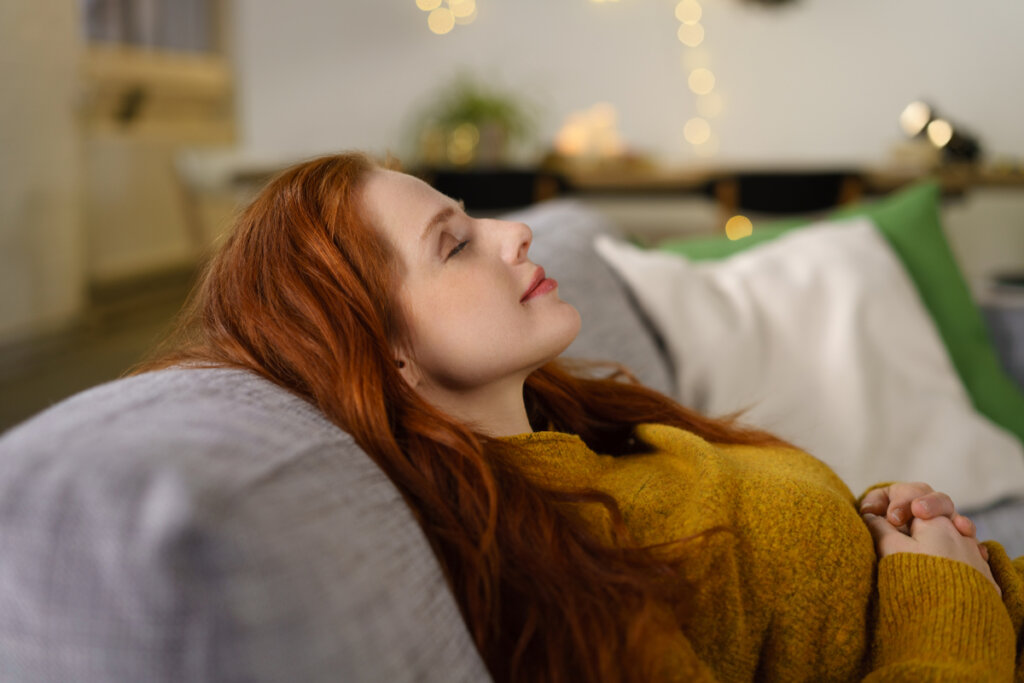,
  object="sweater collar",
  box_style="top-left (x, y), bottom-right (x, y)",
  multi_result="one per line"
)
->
top-left (498, 431), bottom-right (603, 488)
